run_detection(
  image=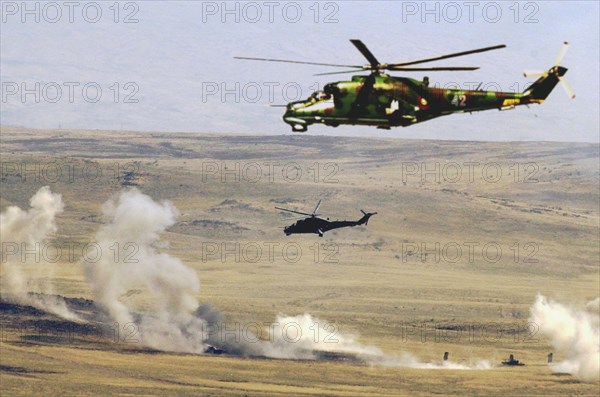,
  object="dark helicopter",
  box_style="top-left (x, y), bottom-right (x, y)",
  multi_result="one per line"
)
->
top-left (276, 200), bottom-right (377, 237)
top-left (236, 40), bottom-right (574, 132)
